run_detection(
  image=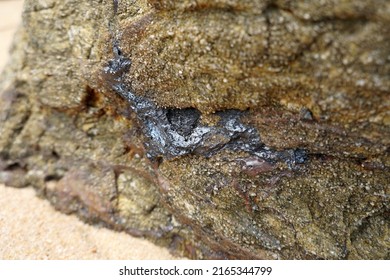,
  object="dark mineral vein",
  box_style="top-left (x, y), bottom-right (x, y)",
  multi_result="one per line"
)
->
top-left (103, 49), bottom-right (307, 166)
